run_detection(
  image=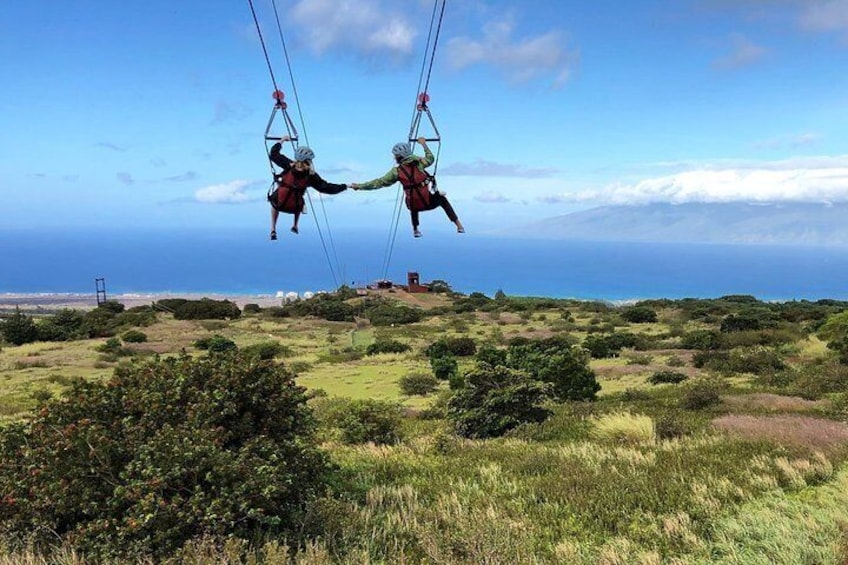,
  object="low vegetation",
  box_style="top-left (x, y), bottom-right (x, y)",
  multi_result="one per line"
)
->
top-left (2, 292), bottom-right (848, 562)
